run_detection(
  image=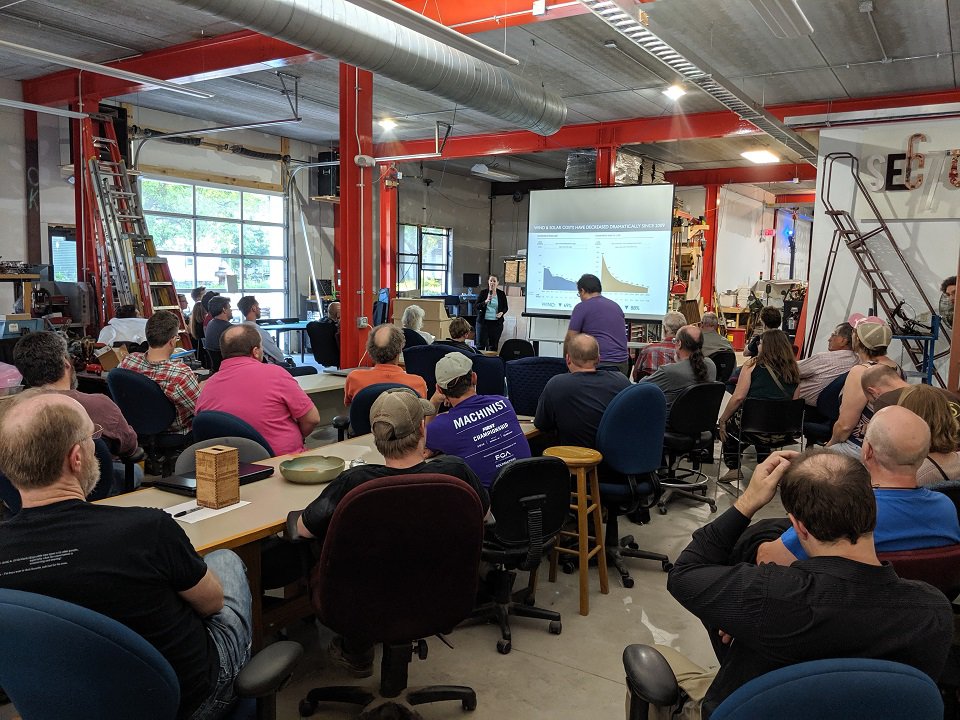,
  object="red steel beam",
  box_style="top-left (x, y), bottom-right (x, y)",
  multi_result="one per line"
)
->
top-left (665, 164), bottom-right (818, 187)
top-left (22, 31), bottom-right (322, 107)
top-left (379, 176), bottom-right (398, 308)
top-left (774, 192), bottom-right (816, 205)
top-left (701, 184), bottom-right (720, 309)
top-left (391, 0), bottom-right (588, 34)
